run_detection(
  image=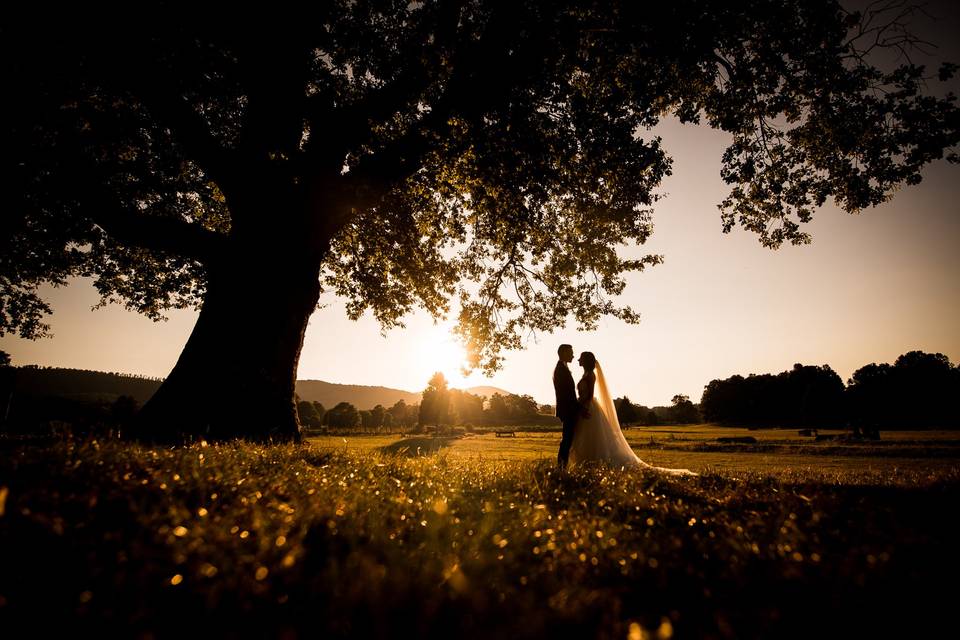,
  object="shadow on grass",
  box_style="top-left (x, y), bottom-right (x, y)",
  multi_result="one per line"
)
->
top-left (377, 436), bottom-right (459, 457)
